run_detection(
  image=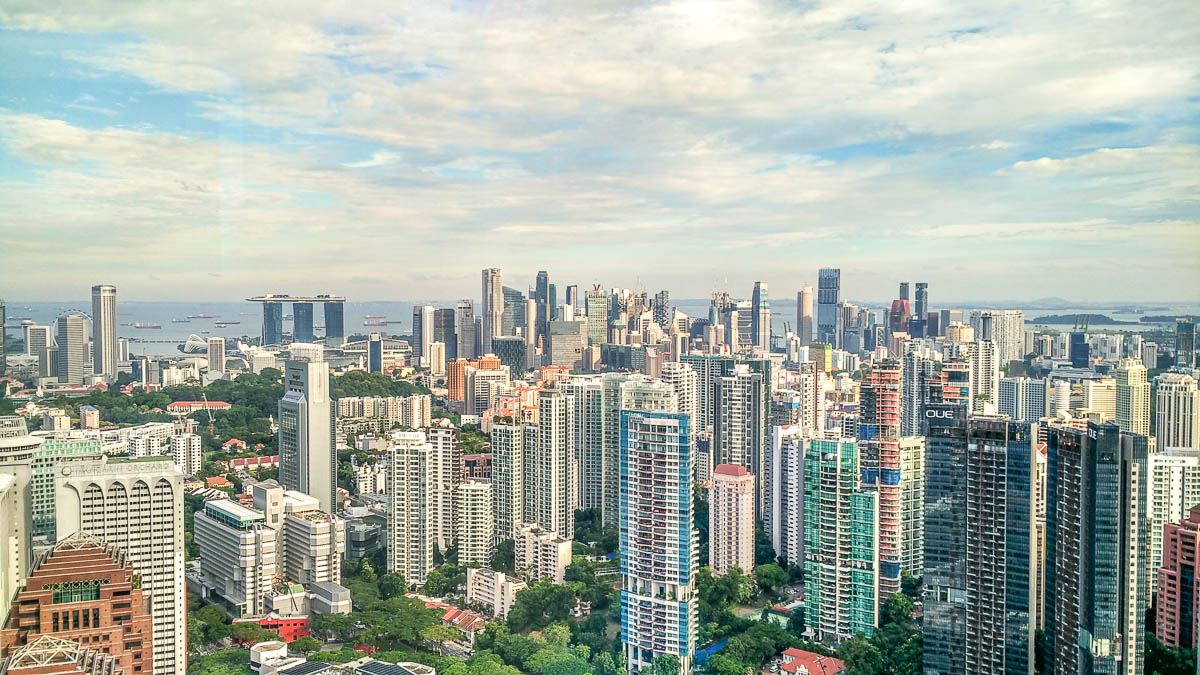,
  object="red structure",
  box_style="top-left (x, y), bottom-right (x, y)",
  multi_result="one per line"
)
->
top-left (780, 647), bottom-right (846, 675)
top-left (1158, 505), bottom-right (1200, 648)
top-left (0, 533), bottom-right (153, 675)
top-left (232, 614), bottom-right (310, 642)
top-left (859, 360), bottom-right (902, 595)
